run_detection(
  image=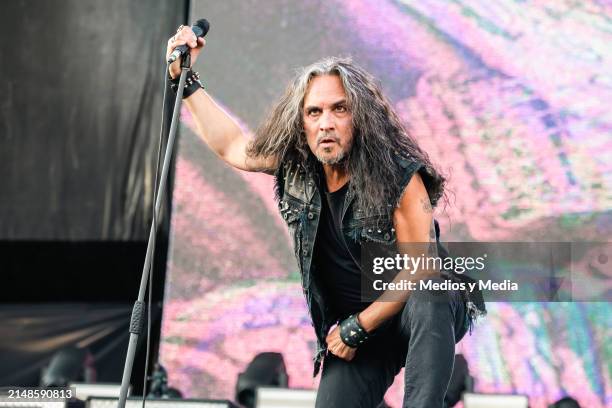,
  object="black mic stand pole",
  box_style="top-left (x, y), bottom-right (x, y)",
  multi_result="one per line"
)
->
top-left (117, 53), bottom-right (192, 408)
